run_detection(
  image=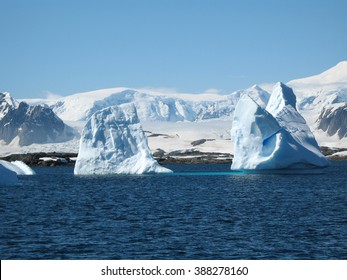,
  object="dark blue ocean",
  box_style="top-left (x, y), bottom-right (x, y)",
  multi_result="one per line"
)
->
top-left (1, 162), bottom-right (346, 260)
